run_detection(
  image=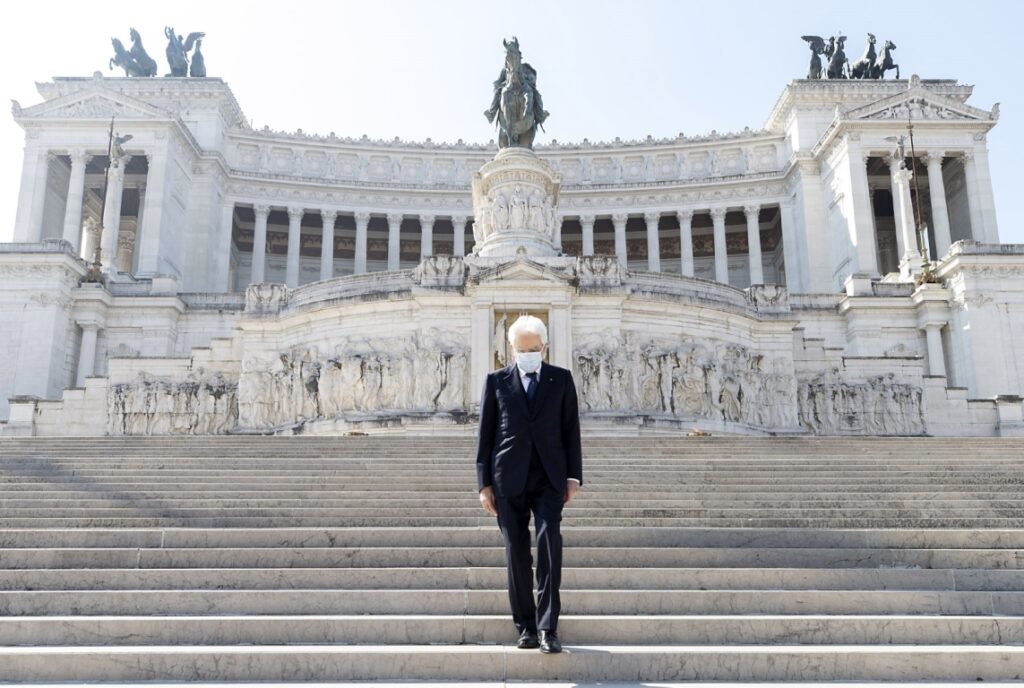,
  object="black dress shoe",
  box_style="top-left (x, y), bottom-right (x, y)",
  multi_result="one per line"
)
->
top-left (539, 630), bottom-right (562, 653)
top-left (516, 629), bottom-right (539, 649)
